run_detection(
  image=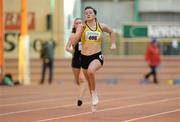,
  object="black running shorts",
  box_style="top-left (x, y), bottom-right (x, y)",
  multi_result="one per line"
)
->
top-left (81, 52), bottom-right (104, 69)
